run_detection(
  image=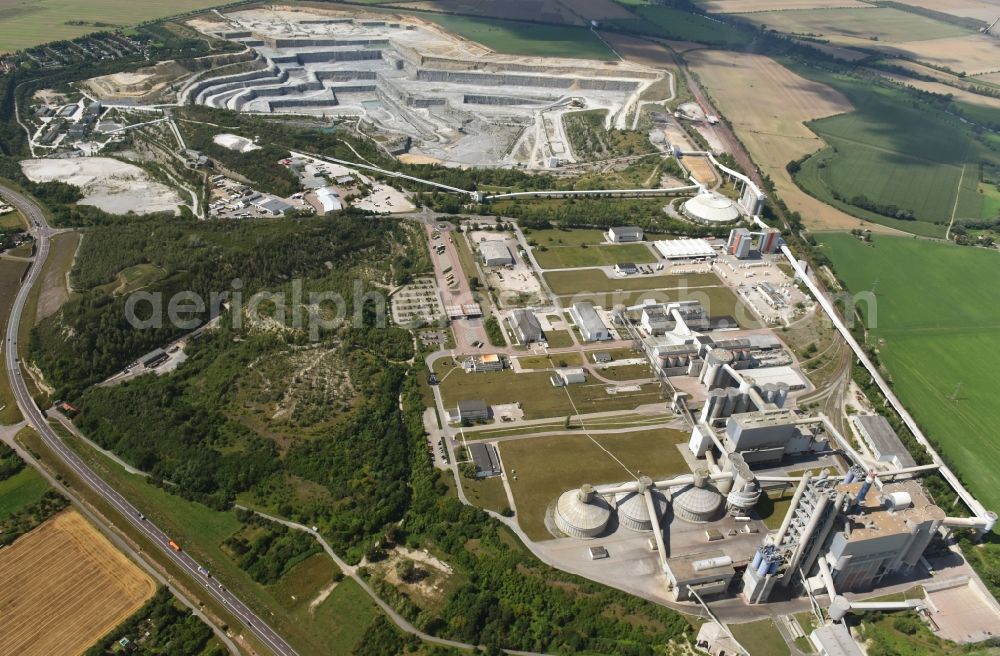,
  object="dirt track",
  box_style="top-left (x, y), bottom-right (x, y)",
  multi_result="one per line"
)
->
top-left (0, 510), bottom-right (155, 656)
